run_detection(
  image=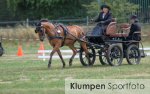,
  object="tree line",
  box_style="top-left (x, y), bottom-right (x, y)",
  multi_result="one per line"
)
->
top-left (0, 0), bottom-right (140, 21)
